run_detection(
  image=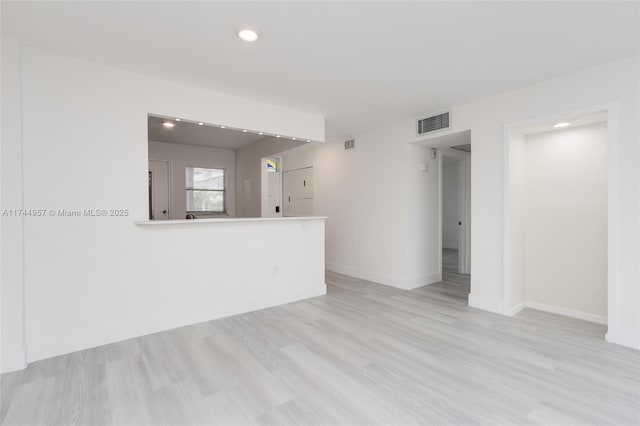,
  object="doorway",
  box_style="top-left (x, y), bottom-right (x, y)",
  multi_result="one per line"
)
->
top-left (415, 129), bottom-right (472, 295)
top-left (435, 134), bottom-right (471, 278)
top-left (441, 149), bottom-right (471, 277)
top-left (504, 108), bottom-right (610, 328)
top-left (261, 156), bottom-right (283, 218)
top-left (148, 160), bottom-right (170, 220)
top-left (442, 156), bottom-right (461, 273)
